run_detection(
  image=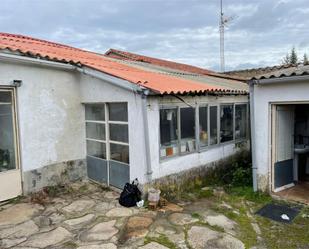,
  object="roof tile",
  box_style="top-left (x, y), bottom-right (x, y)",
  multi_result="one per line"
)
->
top-left (0, 33), bottom-right (247, 95)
